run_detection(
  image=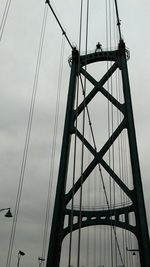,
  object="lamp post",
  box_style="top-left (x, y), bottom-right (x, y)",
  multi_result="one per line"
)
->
top-left (0, 208), bottom-right (13, 218)
top-left (17, 250), bottom-right (25, 267)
